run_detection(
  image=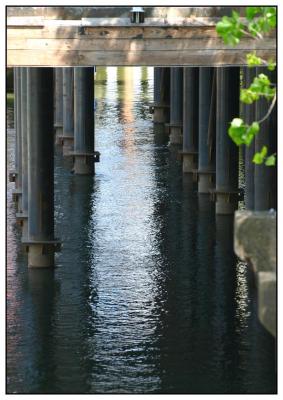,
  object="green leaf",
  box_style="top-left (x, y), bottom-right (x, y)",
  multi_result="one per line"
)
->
top-left (253, 152), bottom-right (264, 164)
top-left (253, 154), bottom-right (262, 164)
top-left (261, 145), bottom-right (268, 157)
top-left (232, 10), bottom-right (240, 21)
top-left (259, 73), bottom-right (270, 84)
top-left (216, 19), bottom-right (231, 34)
top-left (263, 7), bottom-right (277, 28)
top-left (248, 21), bottom-right (261, 37)
top-left (246, 7), bottom-right (262, 20)
top-left (253, 145), bottom-right (268, 164)
top-left (249, 121), bottom-right (259, 134)
top-left (216, 14), bottom-right (244, 46)
top-left (265, 154), bottom-right (276, 166)
top-left (228, 119), bottom-right (259, 146)
top-left (246, 52), bottom-right (262, 67)
top-left (240, 89), bottom-right (259, 104)
top-left (241, 73), bottom-right (276, 103)
top-left (267, 59), bottom-right (276, 71)
top-left (228, 118), bottom-right (246, 145)
top-left (245, 122), bottom-right (260, 145)
top-left (231, 118), bottom-right (243, 128)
